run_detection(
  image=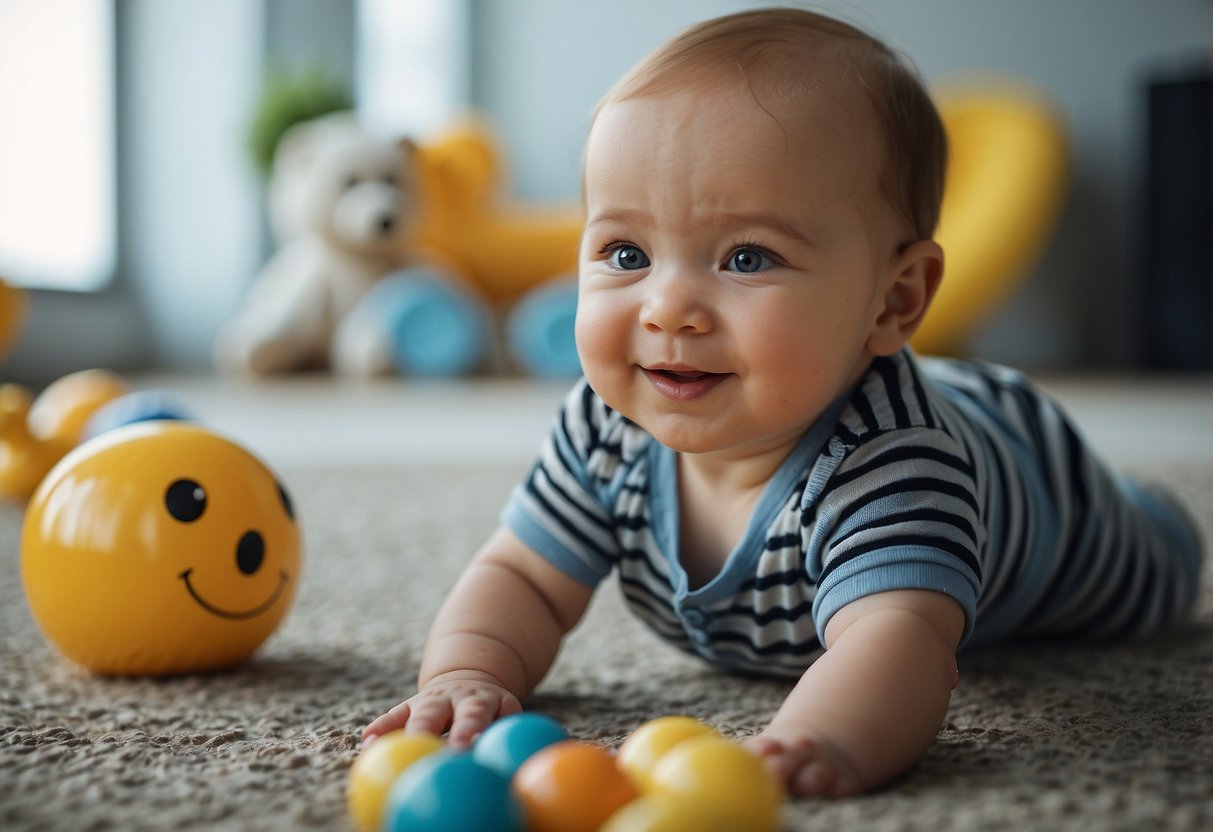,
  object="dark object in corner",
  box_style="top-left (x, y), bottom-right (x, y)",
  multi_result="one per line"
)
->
top-left (1141, 53), bottom-right (1213, 370)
